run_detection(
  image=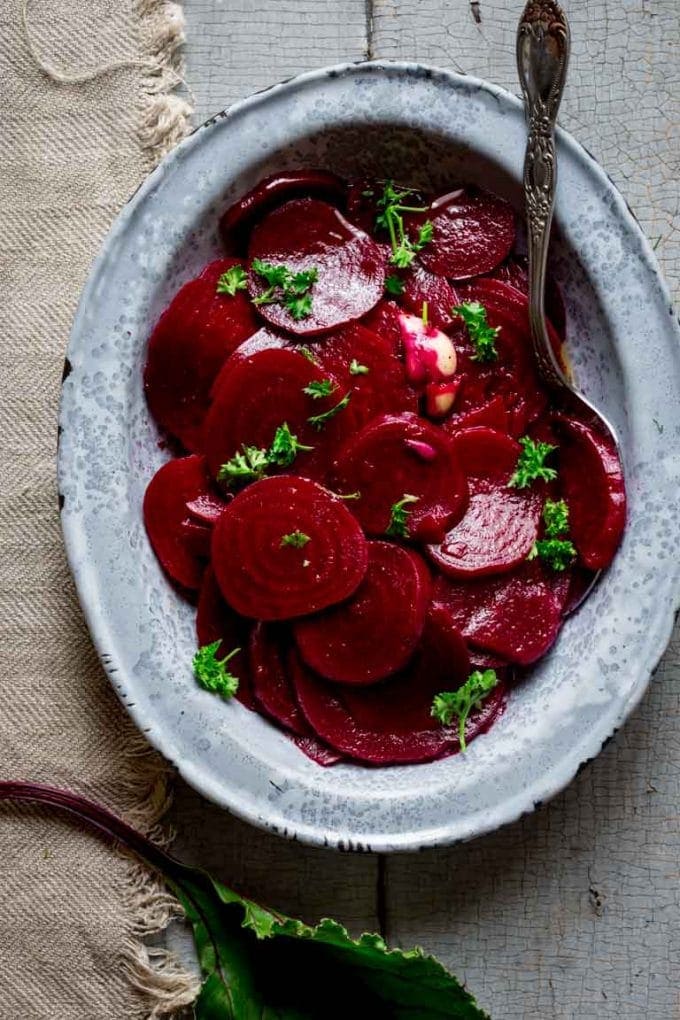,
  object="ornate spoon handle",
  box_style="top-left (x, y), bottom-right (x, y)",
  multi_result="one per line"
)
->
top-left (516, 0), bottom-right (570, 389)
